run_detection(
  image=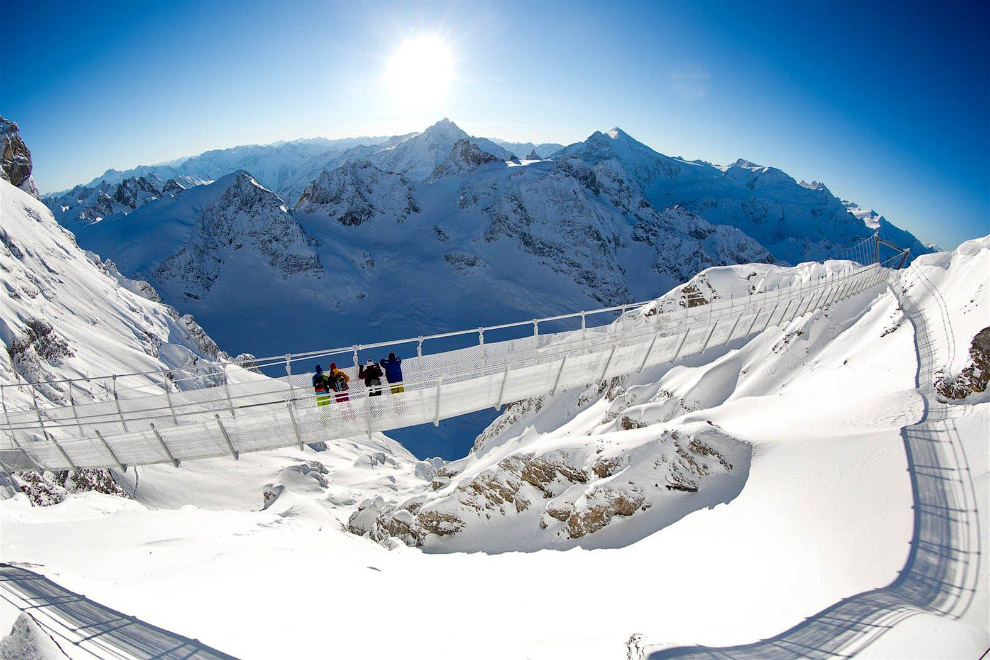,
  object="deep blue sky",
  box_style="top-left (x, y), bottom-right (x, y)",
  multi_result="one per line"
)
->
top-left (2, 0), bottom-right (987, 248)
